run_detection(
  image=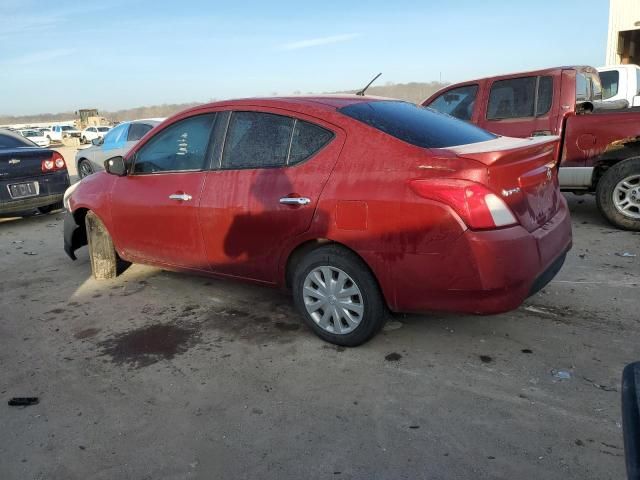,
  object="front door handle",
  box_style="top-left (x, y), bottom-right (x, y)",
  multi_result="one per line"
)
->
top-left (169, 193), bottom-right (192, 201)
top-left (279, 196), bottom-right (311, 206)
